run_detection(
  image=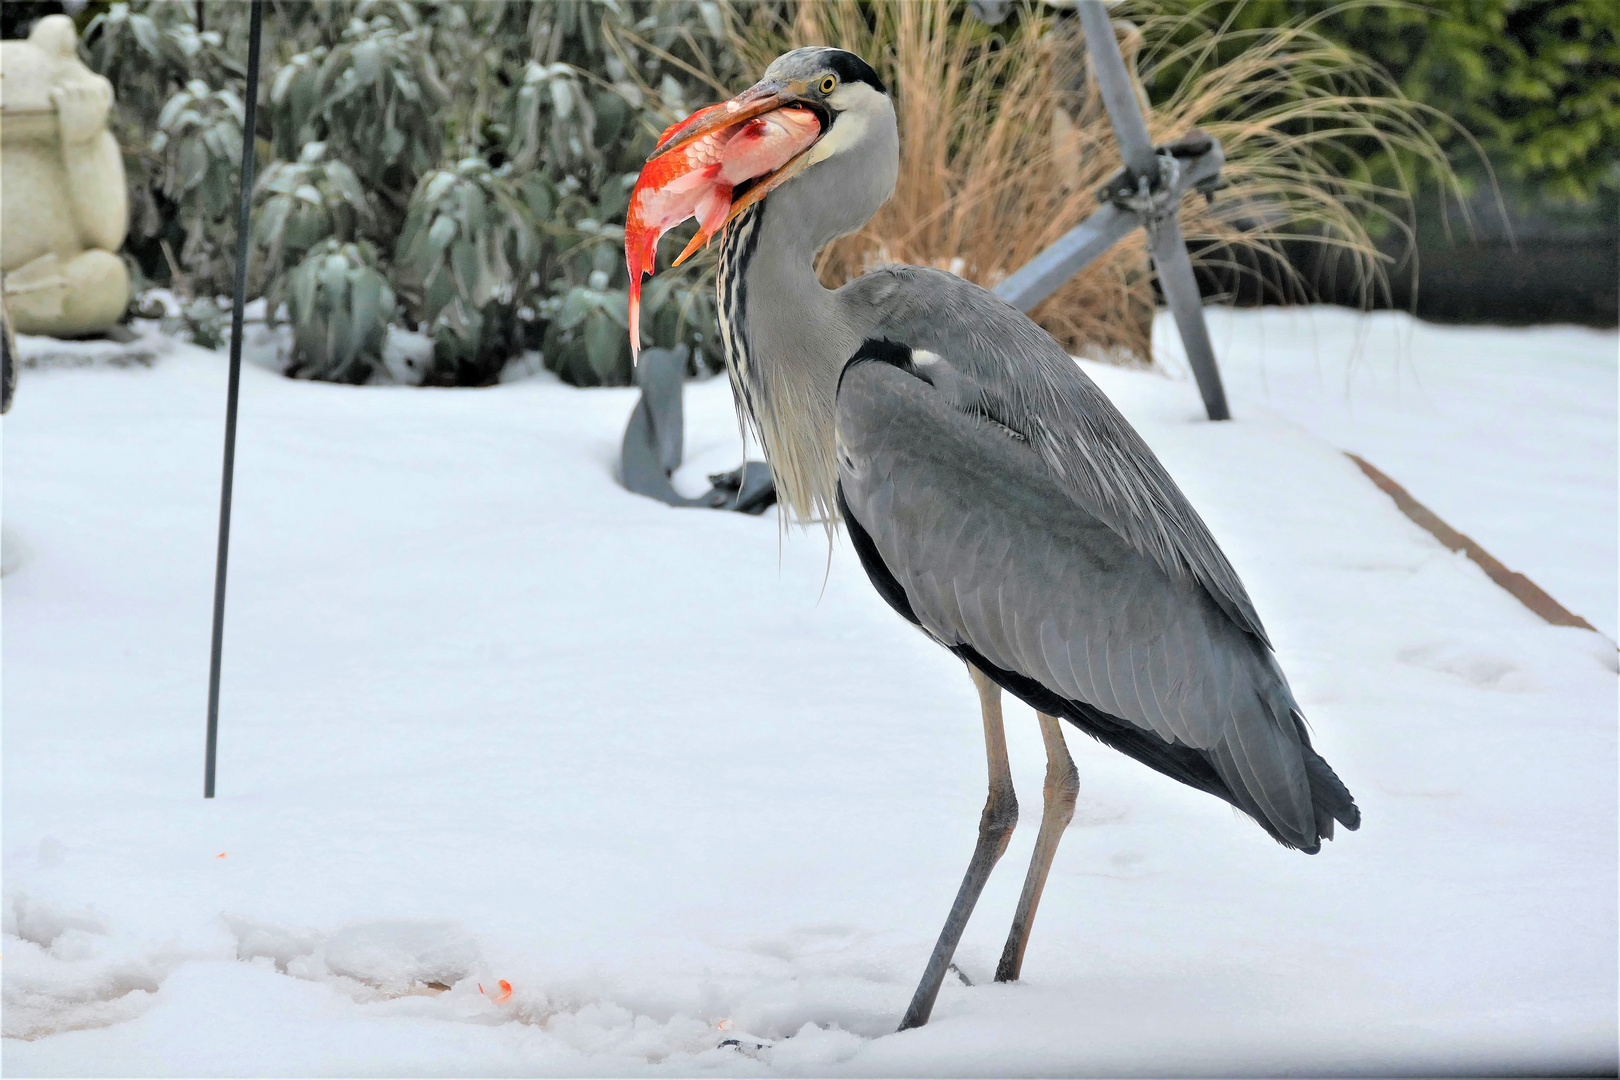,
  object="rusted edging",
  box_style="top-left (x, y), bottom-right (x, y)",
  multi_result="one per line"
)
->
top-left (1345, 452), bottom-right (1603, 635)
